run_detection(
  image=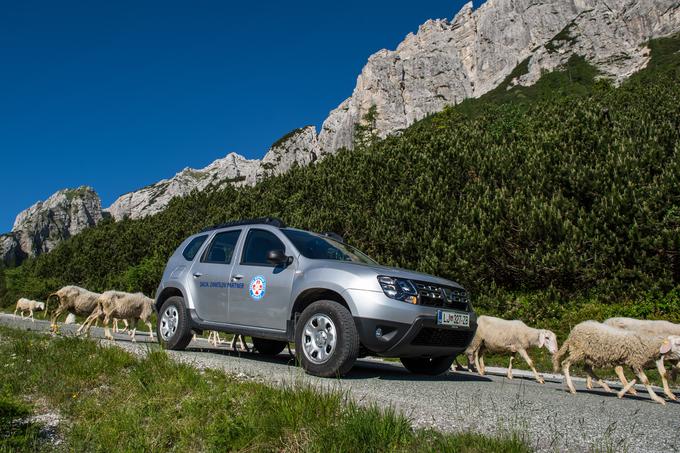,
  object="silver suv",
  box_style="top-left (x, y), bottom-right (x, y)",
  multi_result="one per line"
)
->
top-left (155, 218), bottom-right (477, 377)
